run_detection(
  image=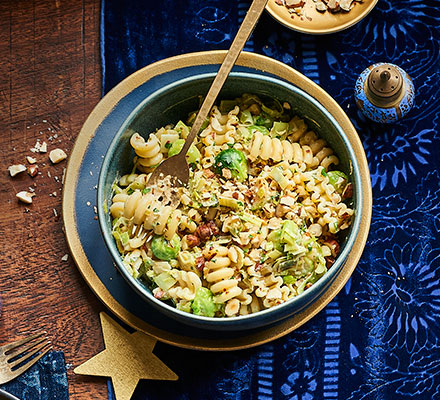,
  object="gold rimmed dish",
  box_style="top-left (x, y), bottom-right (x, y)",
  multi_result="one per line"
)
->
top-left (62, 50), bottom-right (372, 350)
top-left (266, 0), bottom-right (378, 34)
